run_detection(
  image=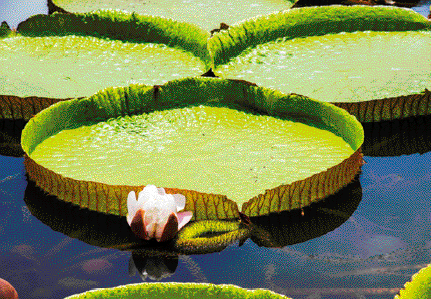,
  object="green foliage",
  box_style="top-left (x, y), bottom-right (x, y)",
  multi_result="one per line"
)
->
top-left (174, 220), bottom-right (250, 253)
top-left (209, 6), bottom-right (431, 67)
top-left (64, 282), bottom-right (292, 299)
top-left (17, 10), bottom-right (211, 66)
top-left (0, 21), bottom-right (12, 38)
